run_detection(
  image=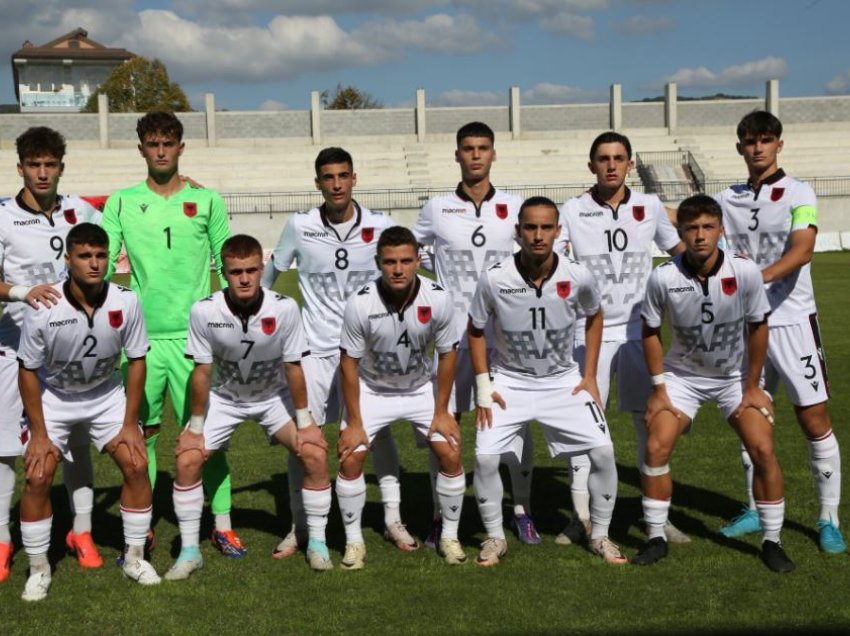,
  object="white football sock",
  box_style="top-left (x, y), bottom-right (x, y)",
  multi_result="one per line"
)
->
top-left (0, 457), bottom-right (15, 543)
top-left (739, 444), bottom-right (757, 510)
top-left (371, 426), bottom-right (402, 520)
top-left (121, 504), bottom-right (153, 563)
top-left (65, 444), bottom-right (94, 535)
top-left (378, 475), bottom-right (402, 527)
top-left (302, 485), bottom-right (332, 542)
top-left (436, 471), bottom-right (465, 541)
top-left (173, 481), bottom-right (203, 548)
top-left (474, 454), bottom-right (505, 540)
top-left (642, 497), bottom-right (670, 541)
top-left (287, 452), bottom-right (306, 533)
top-left (335, 473), bottom-right (366, 544)
top-left (587, 445), bottom-right (618, 540)
top-left (21, 516), bottom-right (52, 573)
top-left (756, 498), bottom-right (785, 544)
top-left (506, 425), bottom-right (533, 515)
top-left (570, 452), bottom-right (591, 522)
top-left (427, 450), bottom-right (441, 517)
top-left (808, 430), bottom-right (841, 523)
